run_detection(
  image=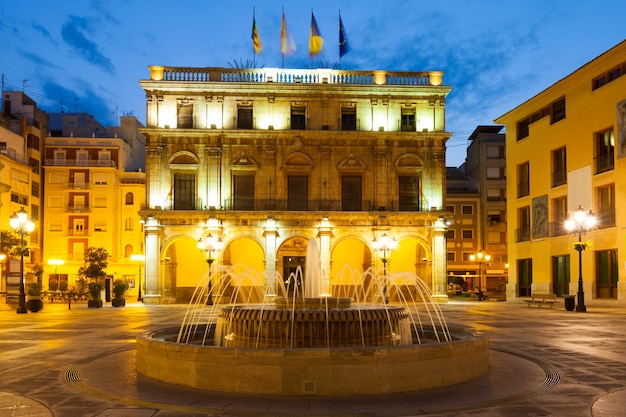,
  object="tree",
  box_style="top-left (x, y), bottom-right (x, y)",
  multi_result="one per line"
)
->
top-left (1, 229), bottom-right (23, 259)
top-left (78, 247), bottom-right (109, 282)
